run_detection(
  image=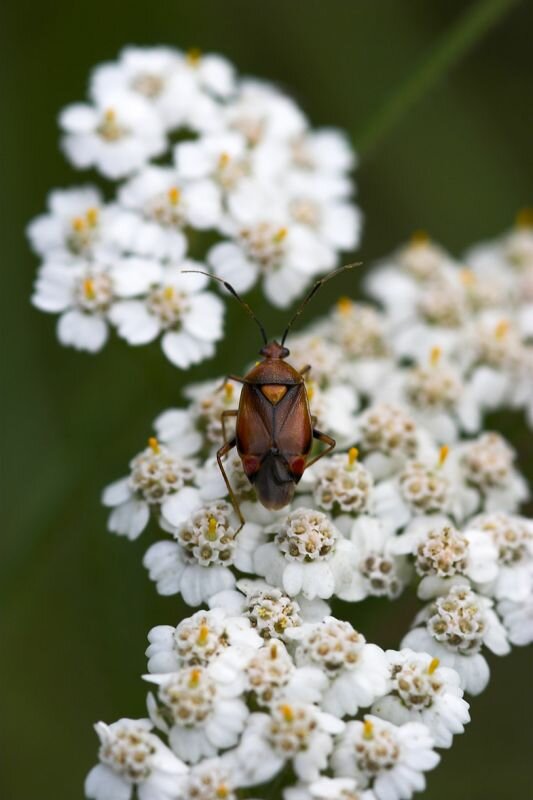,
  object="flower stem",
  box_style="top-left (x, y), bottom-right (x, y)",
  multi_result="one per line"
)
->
top-left (355, 0), bottom-right (522, 159)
